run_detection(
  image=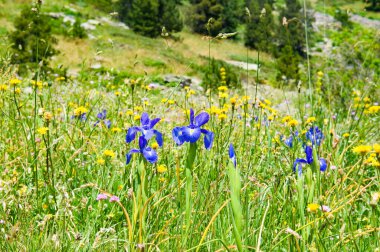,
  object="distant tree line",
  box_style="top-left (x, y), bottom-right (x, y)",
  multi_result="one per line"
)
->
top-left (9, 0), bottom-right (313, 82)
